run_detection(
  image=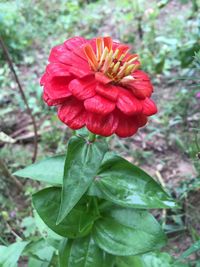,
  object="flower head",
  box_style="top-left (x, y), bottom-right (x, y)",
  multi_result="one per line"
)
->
top-left (40, 36), bottom-right (157, 137)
